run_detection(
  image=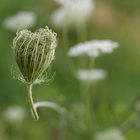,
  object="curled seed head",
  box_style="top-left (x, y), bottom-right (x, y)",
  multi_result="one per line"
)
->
top-left (12, 26), bottom-right (57, 84)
